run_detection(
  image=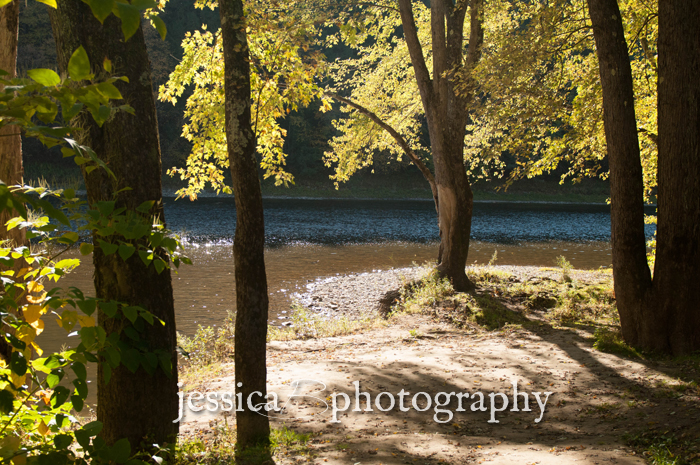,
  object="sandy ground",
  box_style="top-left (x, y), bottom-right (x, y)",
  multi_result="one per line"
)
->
top-left (178, 306), bottom-right (700, 464)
